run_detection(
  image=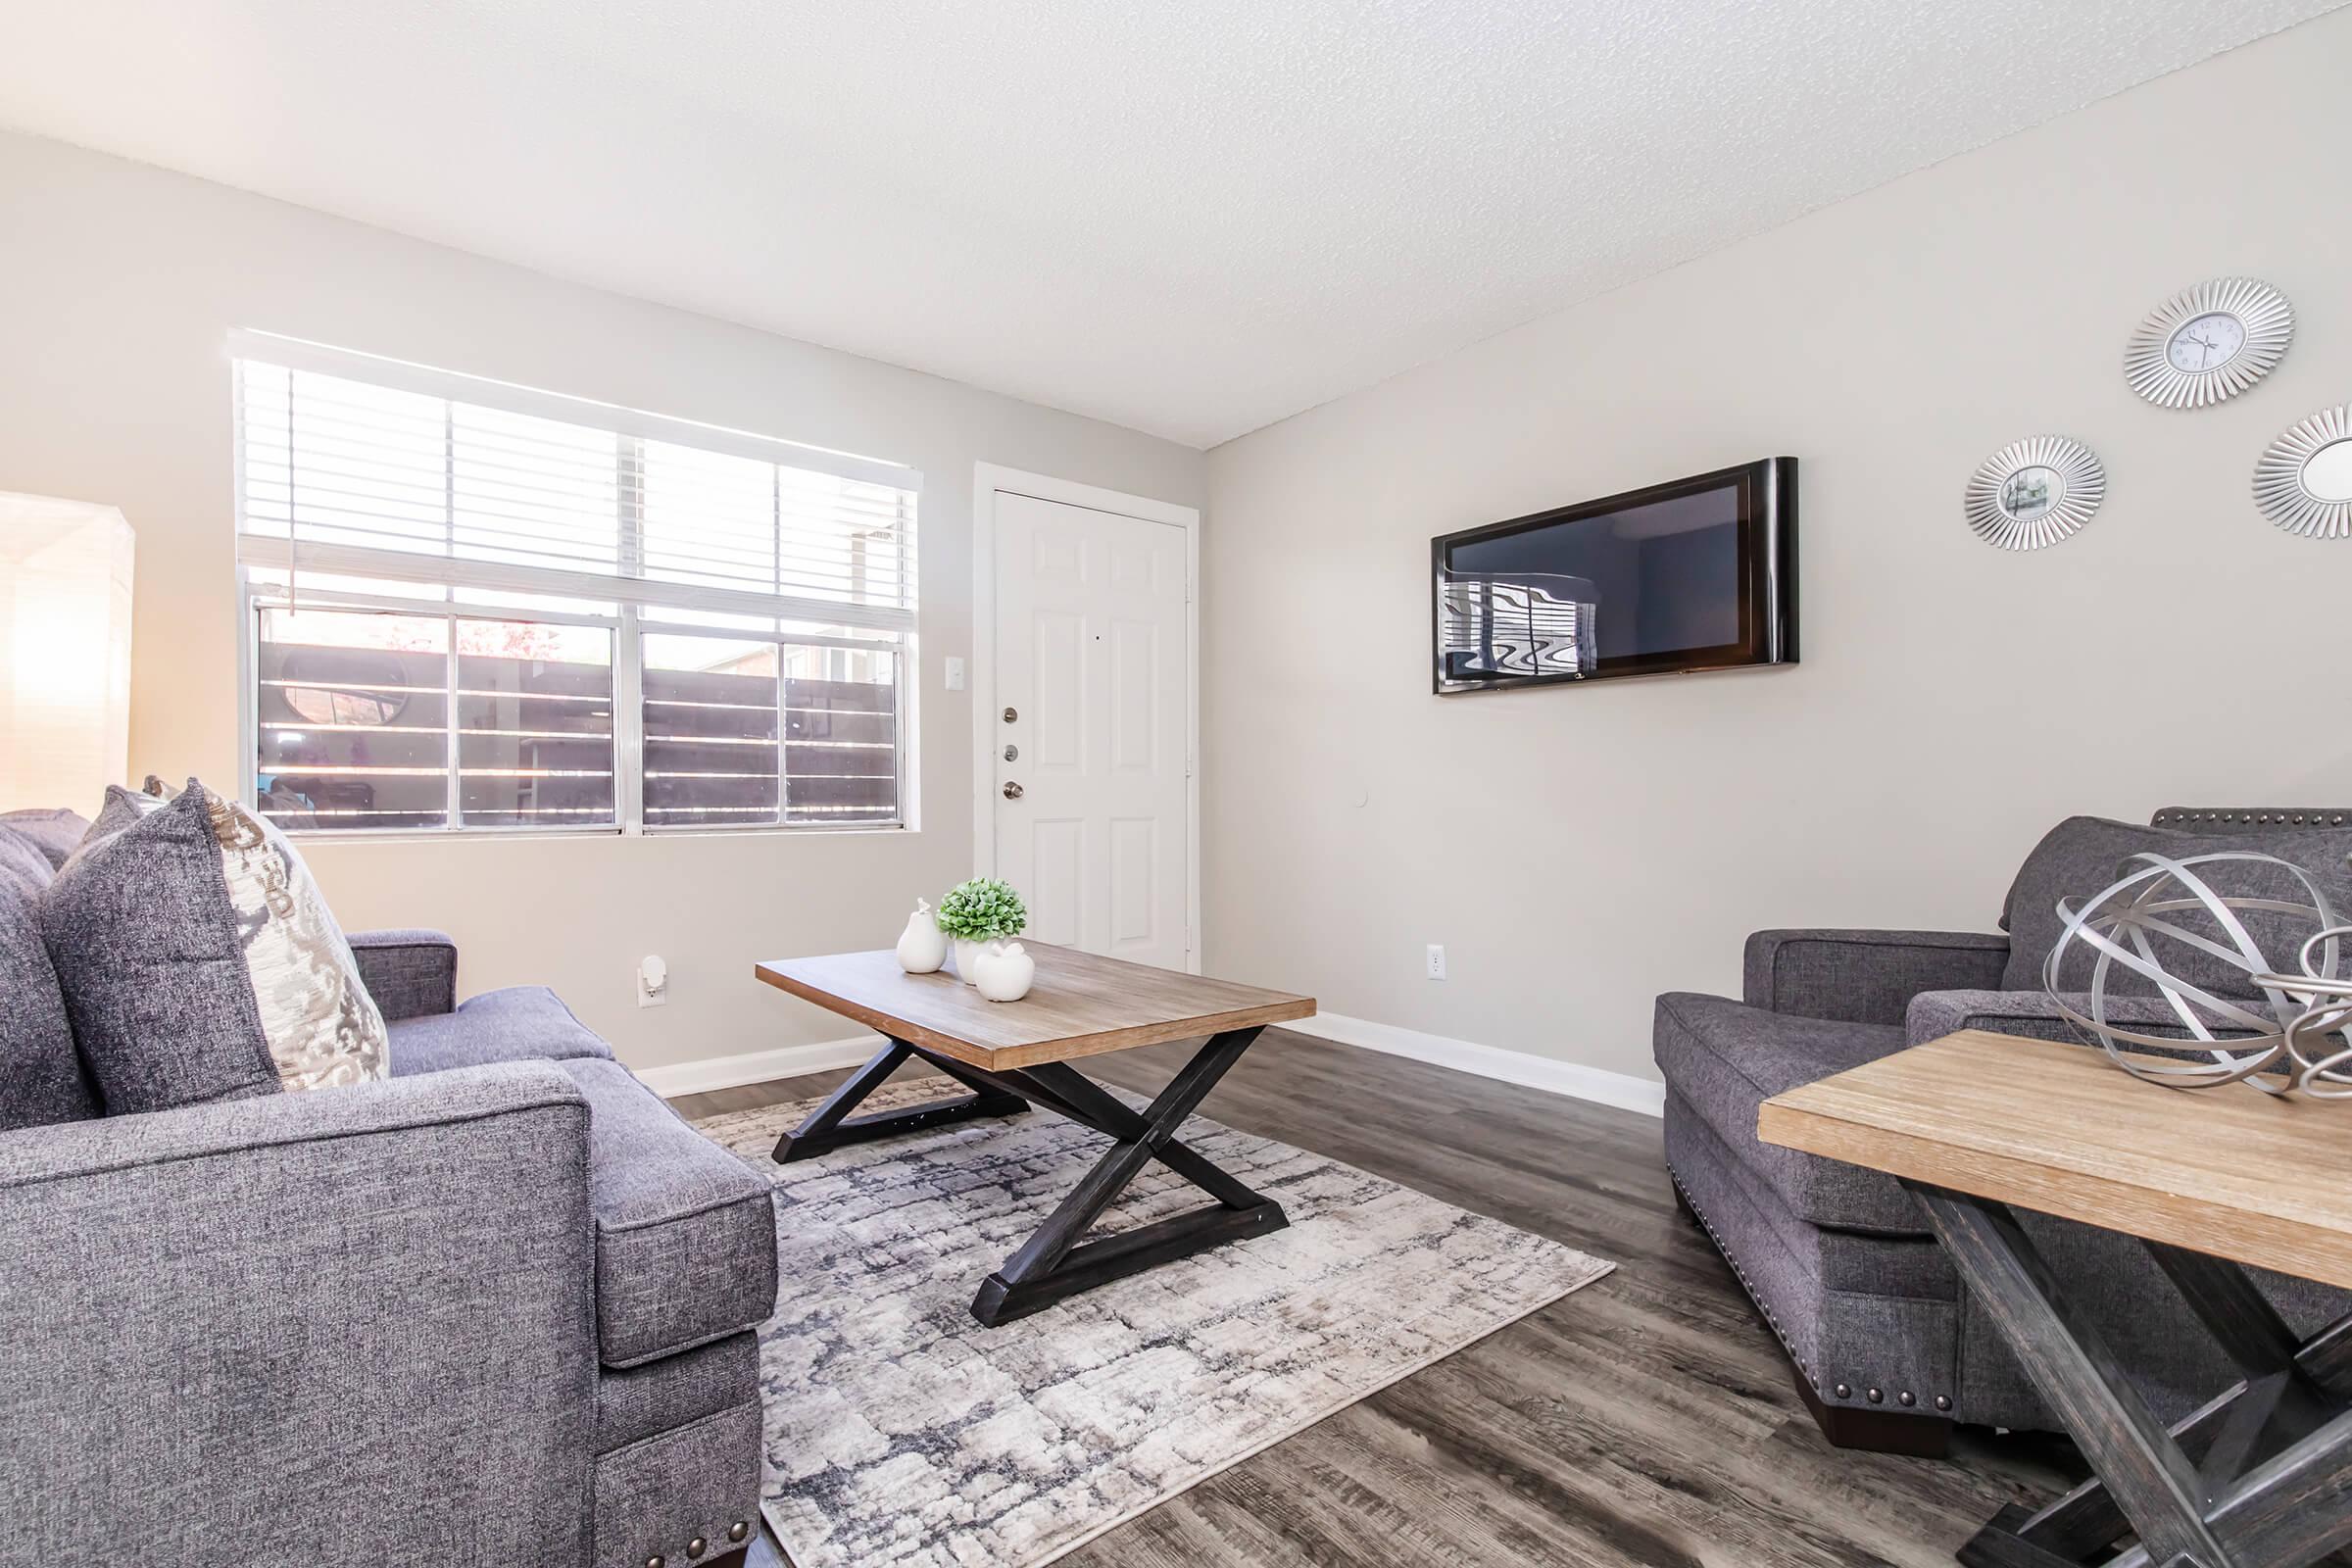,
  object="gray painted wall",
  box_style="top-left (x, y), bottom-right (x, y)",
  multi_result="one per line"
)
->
top-left (1200, 12), bottom-right (2352, 1085)
top-left (0, 129), bottom-right (1205, 1071)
